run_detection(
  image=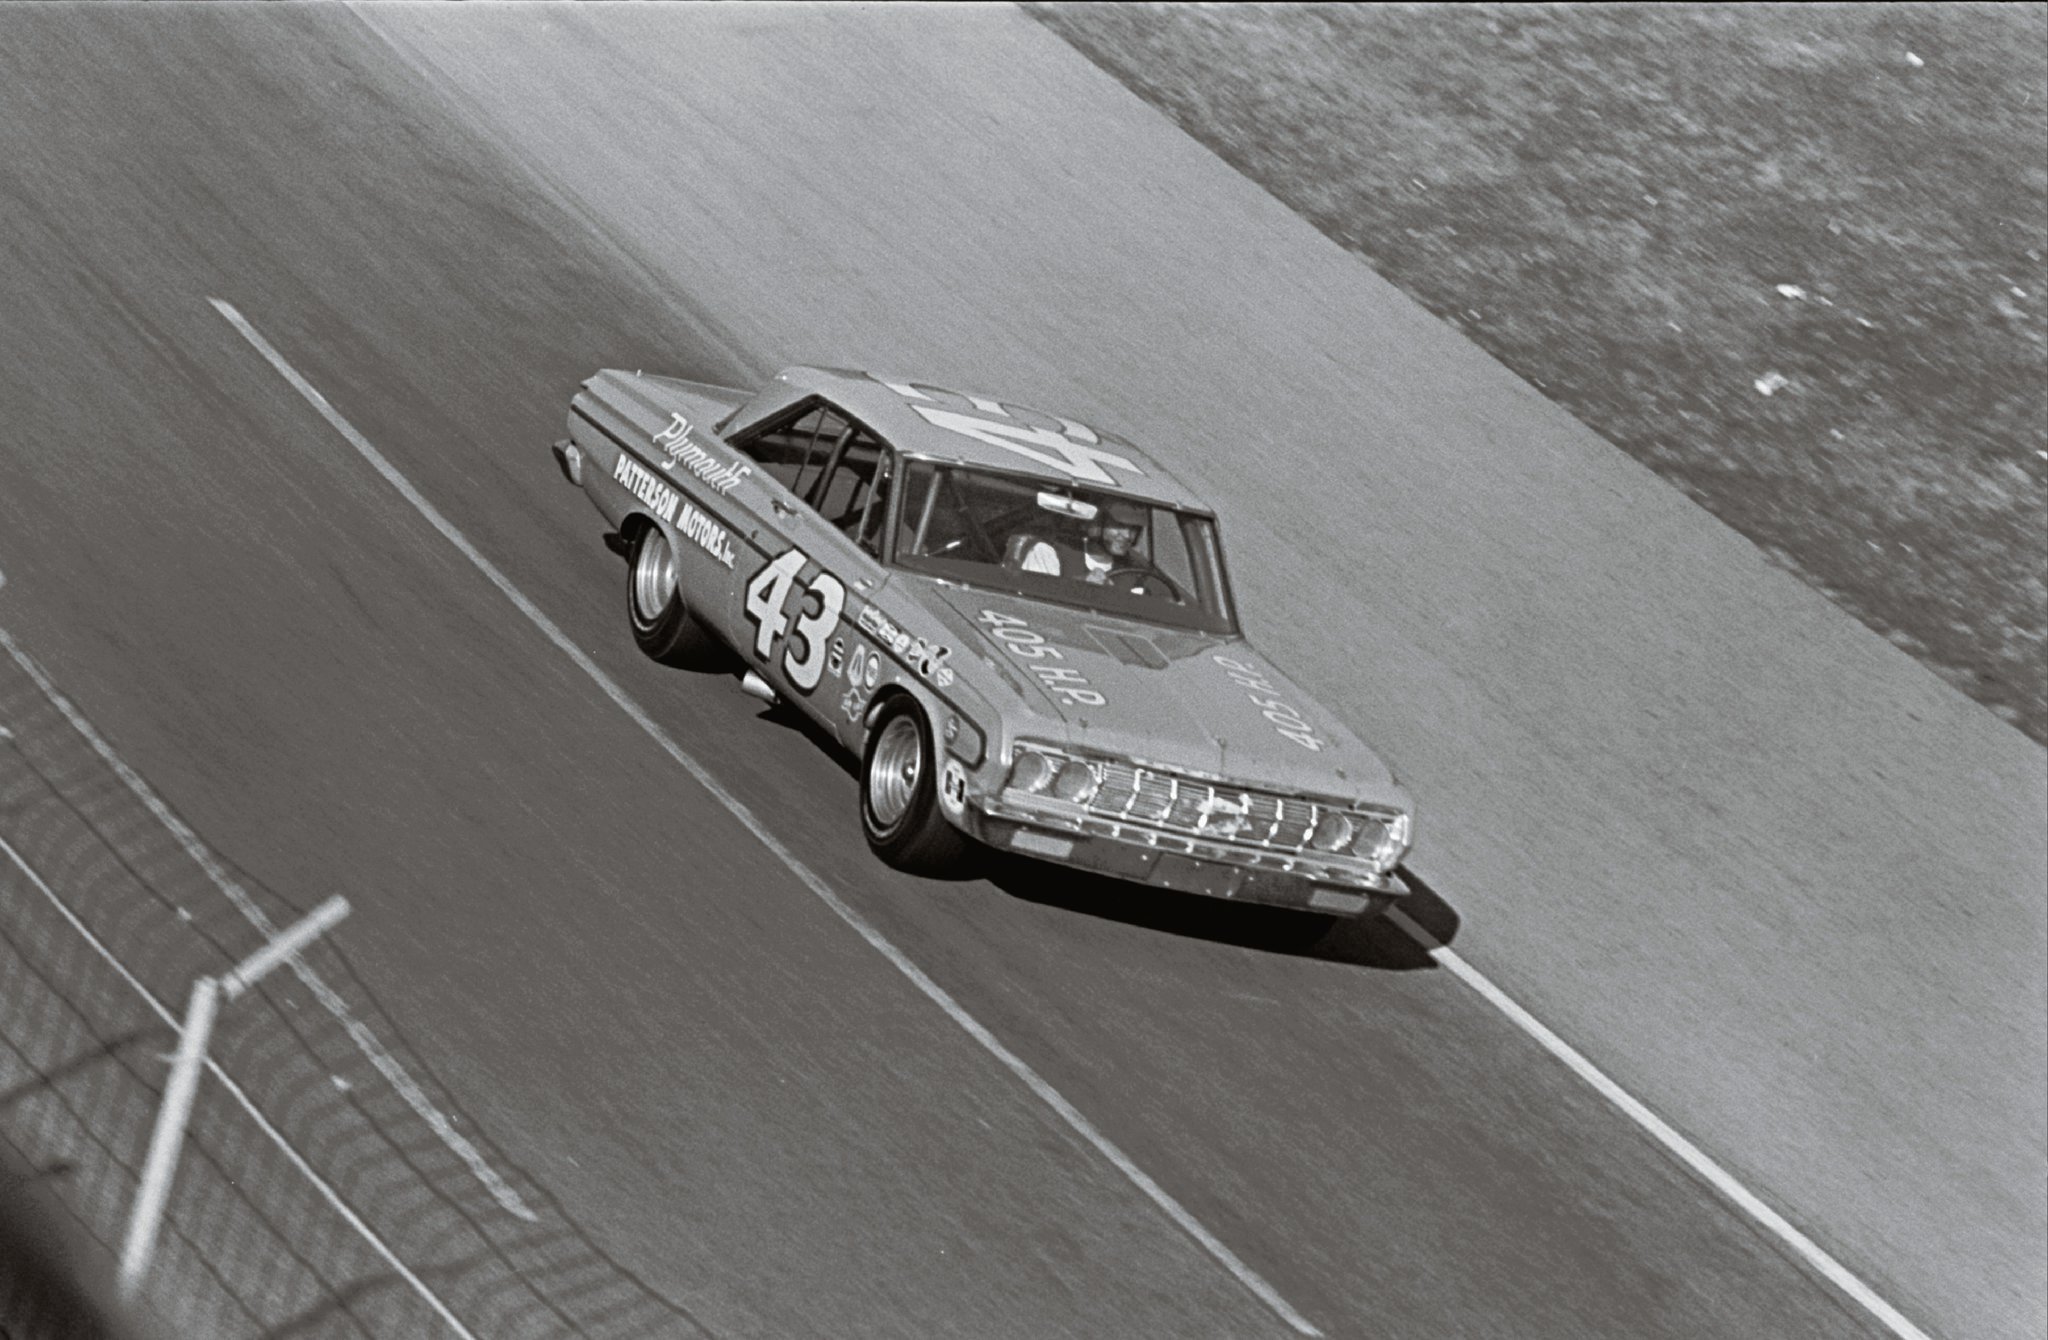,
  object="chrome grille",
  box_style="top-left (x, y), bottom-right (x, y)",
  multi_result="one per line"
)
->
top-left (1087, 762), bottom-right (1377, 856)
